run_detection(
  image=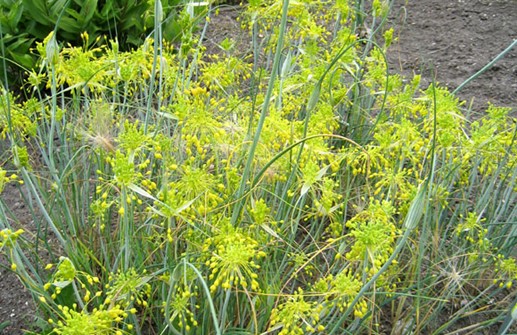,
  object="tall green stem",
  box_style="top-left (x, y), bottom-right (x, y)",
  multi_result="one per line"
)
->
top-left (230, 0), bottom-right (291, 226)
